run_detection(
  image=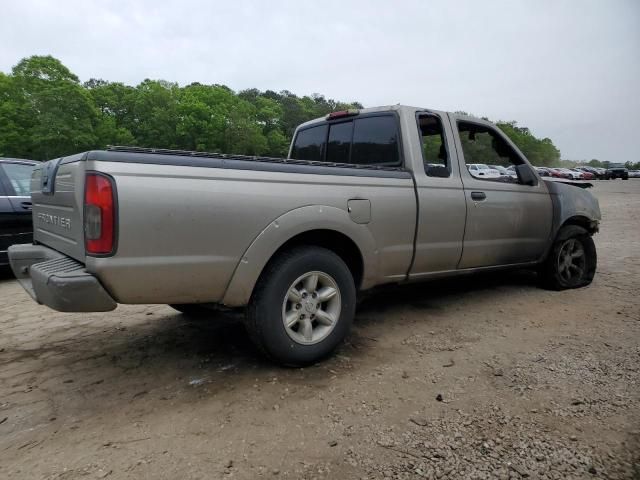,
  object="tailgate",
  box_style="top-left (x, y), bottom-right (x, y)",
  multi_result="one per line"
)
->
top-left (31, 154), bottom-right (87, 262)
